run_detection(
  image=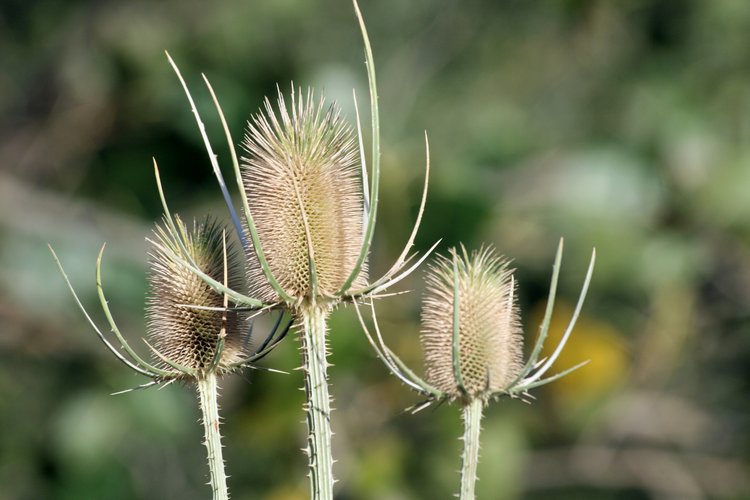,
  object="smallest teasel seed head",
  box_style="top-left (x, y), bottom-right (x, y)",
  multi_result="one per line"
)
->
top-left (147, 215), bottom-right (249, 376)
top-left (420, 245), bottom-right (523, 403)
top-left (355, 238), bottom-right (594, 410)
